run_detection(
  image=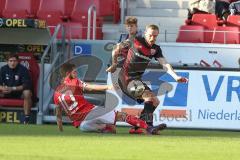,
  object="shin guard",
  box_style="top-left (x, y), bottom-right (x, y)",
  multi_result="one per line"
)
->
top-left (140, 101), bottom-right (156, 126)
